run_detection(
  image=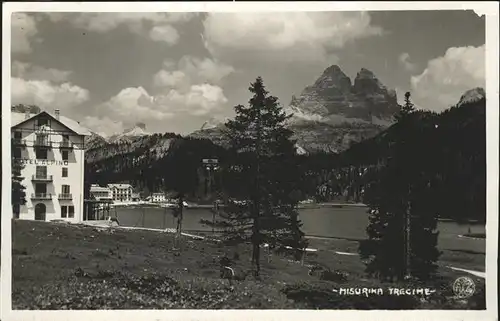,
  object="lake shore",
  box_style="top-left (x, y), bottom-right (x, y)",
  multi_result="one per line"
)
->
top-left (12, 220), bottom-right (485, 309)
top-left (110, 201), bottom-right (368, 209)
